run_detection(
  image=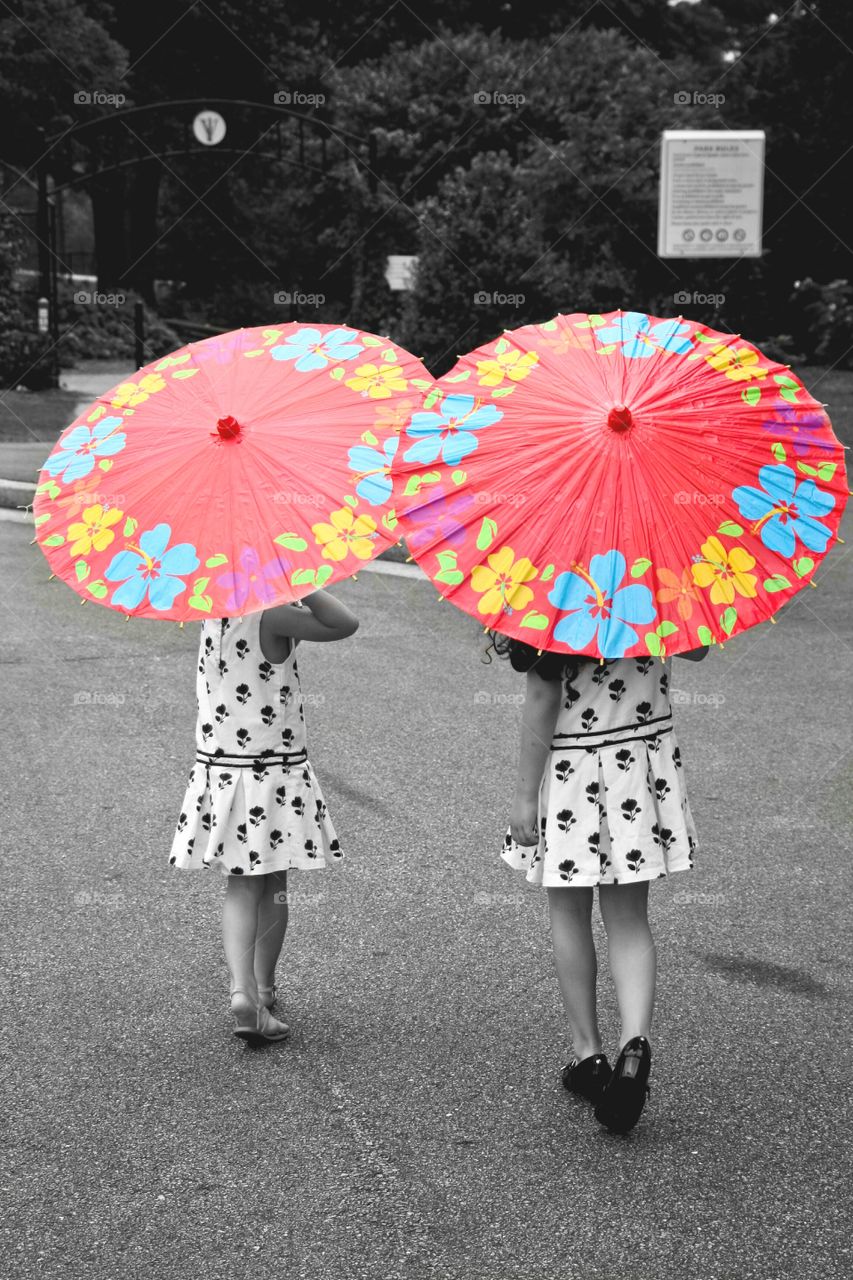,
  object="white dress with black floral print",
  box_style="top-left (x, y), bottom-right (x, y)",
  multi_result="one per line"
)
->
top-left (502, 657), bottom-right (697, 887)
top-left (169, 610), bottom-right (342, 876)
